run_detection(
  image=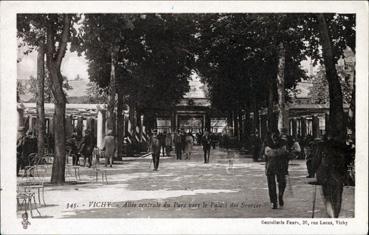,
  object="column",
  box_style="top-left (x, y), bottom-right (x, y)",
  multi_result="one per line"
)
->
top-left (76, 116), bottom-right (84, 138)
top-left (171, 112), bottom-right (176, 132)
top-left (301, 117), bottom-right (306, 137)
top-left (205, 113), bottom-right (211, 132)
top-left (49, 115), bottom-right (54, 136)
top-left (291, 118), bottom-right (297, 137)
top-left (139, 114), bottom-right (143, 142)
top-left (312, 115), bottom-right (320, 139)
top-left (65, 115), bottom-right (73, 139)
top-left (325, 113), bottom-right (330, 136)
top-left (260, 115), bottom-right (267, 140)
top-left (97, 109), bottom-right (106, 149)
